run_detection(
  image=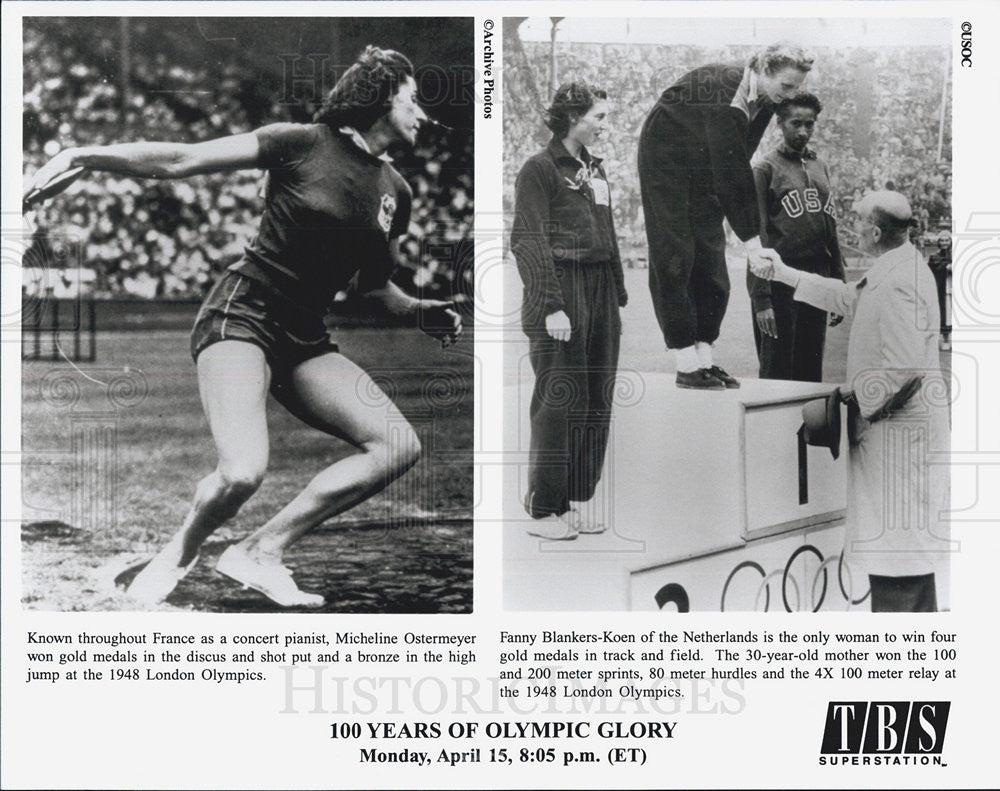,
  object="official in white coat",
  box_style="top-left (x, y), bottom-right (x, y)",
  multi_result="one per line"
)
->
top-left (751, 191), bottom-right (950, 611)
